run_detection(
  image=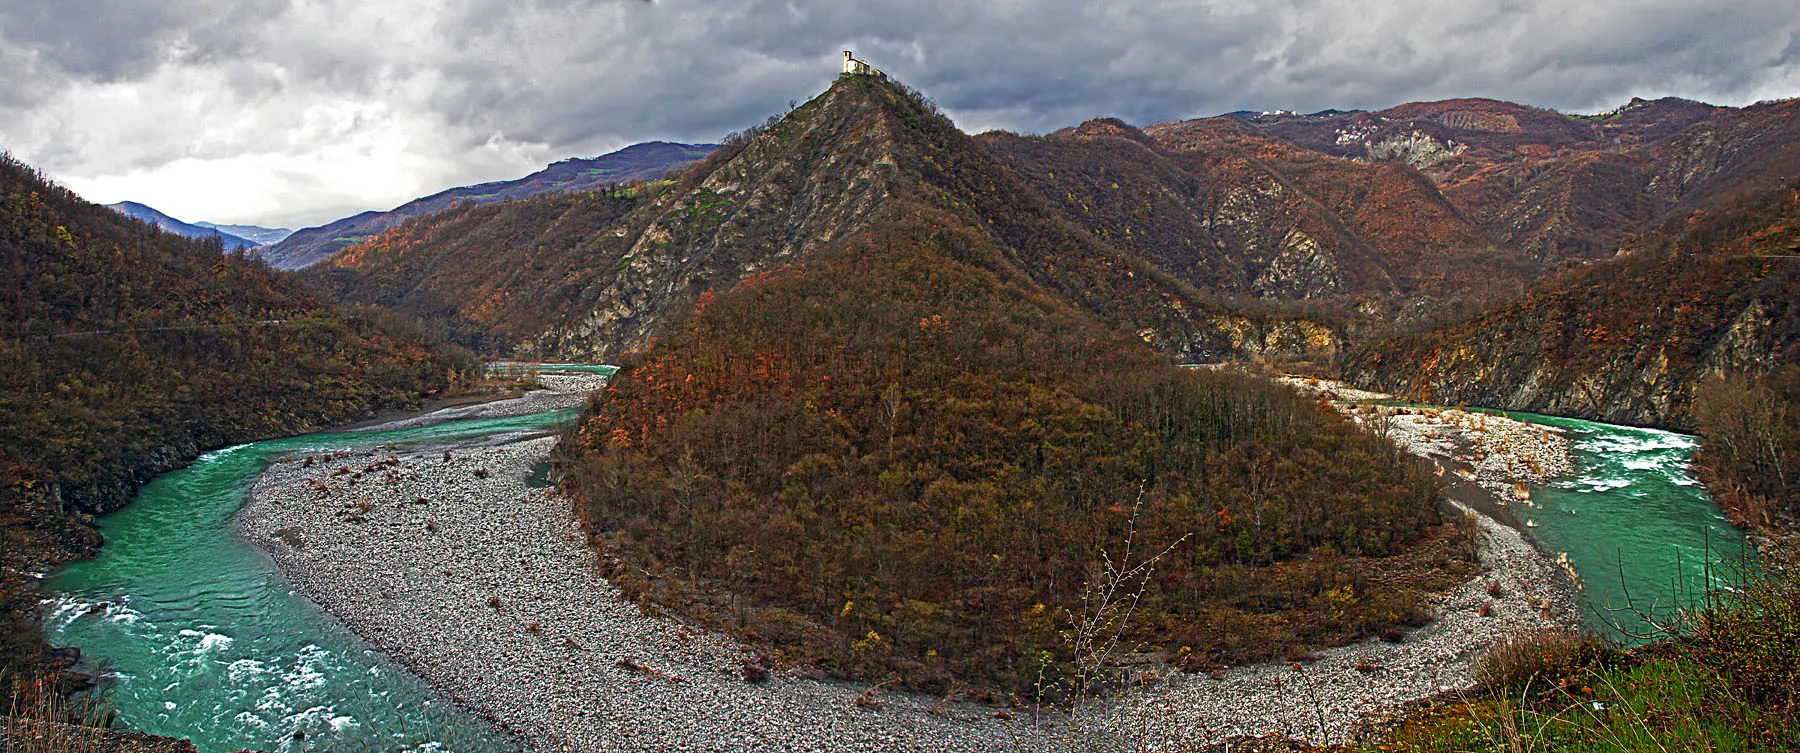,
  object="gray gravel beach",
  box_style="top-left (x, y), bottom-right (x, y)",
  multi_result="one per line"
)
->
top-left (353, 373), bottom-right (611, 431)
top-left (236, 376), bottom-right (1580, 751)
